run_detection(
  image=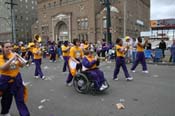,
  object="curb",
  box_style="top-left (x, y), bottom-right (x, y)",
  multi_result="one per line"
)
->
top-left (146, 62), bottom-right (175, 66)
